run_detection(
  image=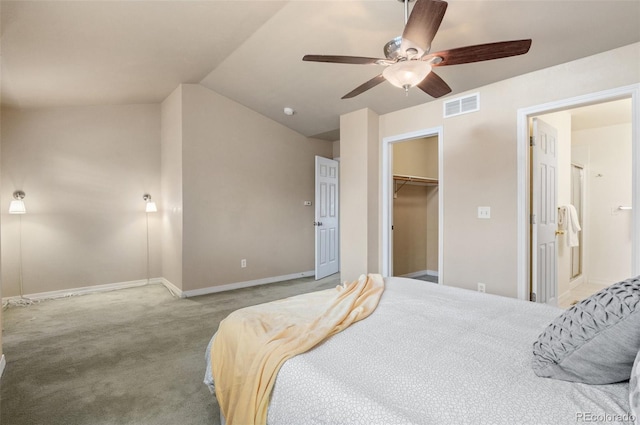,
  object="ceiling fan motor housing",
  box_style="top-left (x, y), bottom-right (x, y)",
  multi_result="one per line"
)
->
top-left (385, 36), bottom-right (425, 60)
top-left (384, 37), bottom-right (404, 60)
